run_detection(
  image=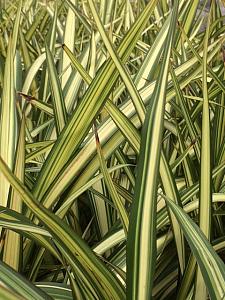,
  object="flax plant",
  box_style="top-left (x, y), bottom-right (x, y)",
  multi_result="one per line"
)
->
top-left (0, 1), bottom-right (225, 299)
